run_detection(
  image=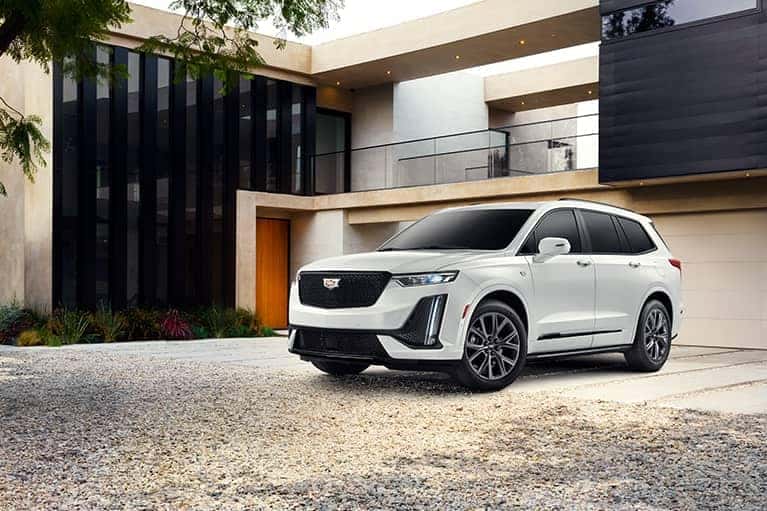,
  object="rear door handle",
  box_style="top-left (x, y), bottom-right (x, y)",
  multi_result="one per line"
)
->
top-left (577, 260), bottom-right (592, 267)
top-left (629, 261), bottom-right (641, 268)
